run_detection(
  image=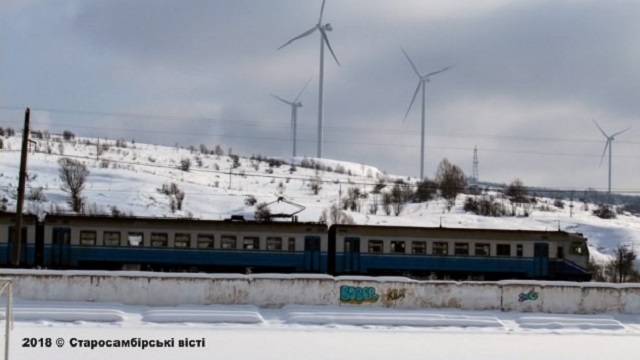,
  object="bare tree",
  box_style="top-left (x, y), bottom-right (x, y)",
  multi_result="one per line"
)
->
top-left (610, 245), bottom-right (638, 283)
top-left (58, 158), bottom-right (89, 212)
top-left (506, 178), bottom-right (528, 204)
top-left (309, 176), bottom-right (323, 195)
top-left (435, 158), bottom-right (467, 201)
top-left (319, 203), bottom-right (354, 225)
top-left (414, 178), bottom-right (438, 202)
top-left (157, 182), bottom-right (186, 213)
top-left (368, 193), bottom-right (379, 215)
top-left (179, 158), bottom-right (191, 172)
top-left (255, 202), bottom-right (271, 221)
